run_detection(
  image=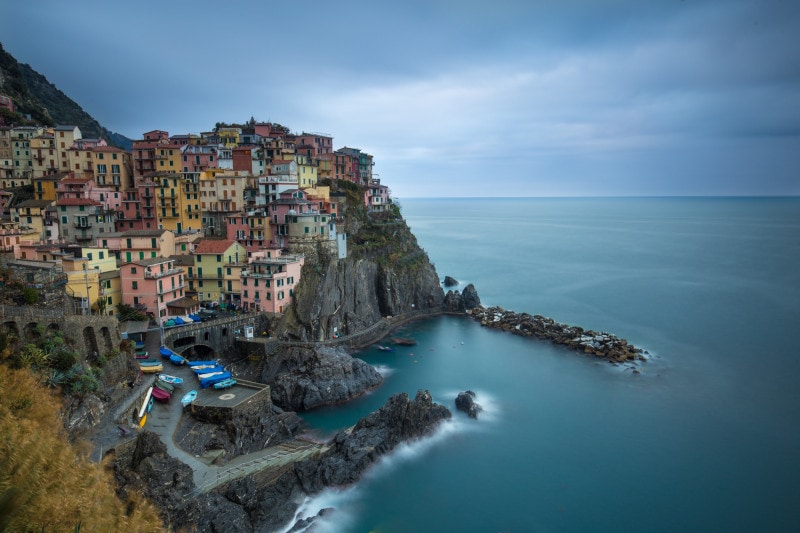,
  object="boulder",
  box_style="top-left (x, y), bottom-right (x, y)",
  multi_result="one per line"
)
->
top-left (455, 390), bottom-right (483, 419)
top-left (461, 284), bottom-right (481, 310)
top-left (443, 275), bottom-right (459, 287)
top-left (269, 345), bottom-right (384, 411)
